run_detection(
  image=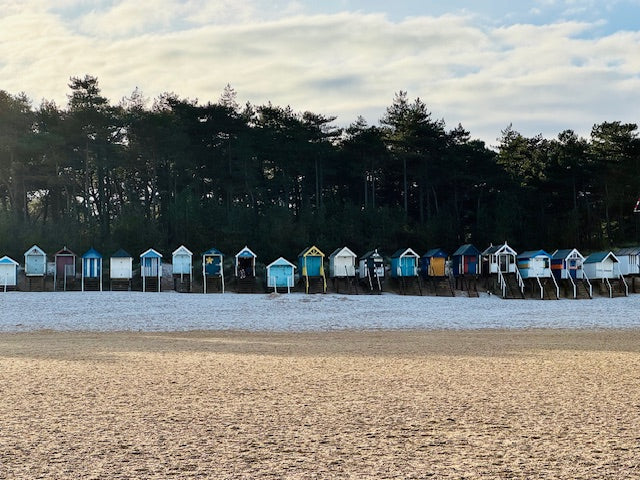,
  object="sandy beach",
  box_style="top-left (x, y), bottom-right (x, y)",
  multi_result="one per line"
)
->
top-left (1, 329), bottom-right (640, 479)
